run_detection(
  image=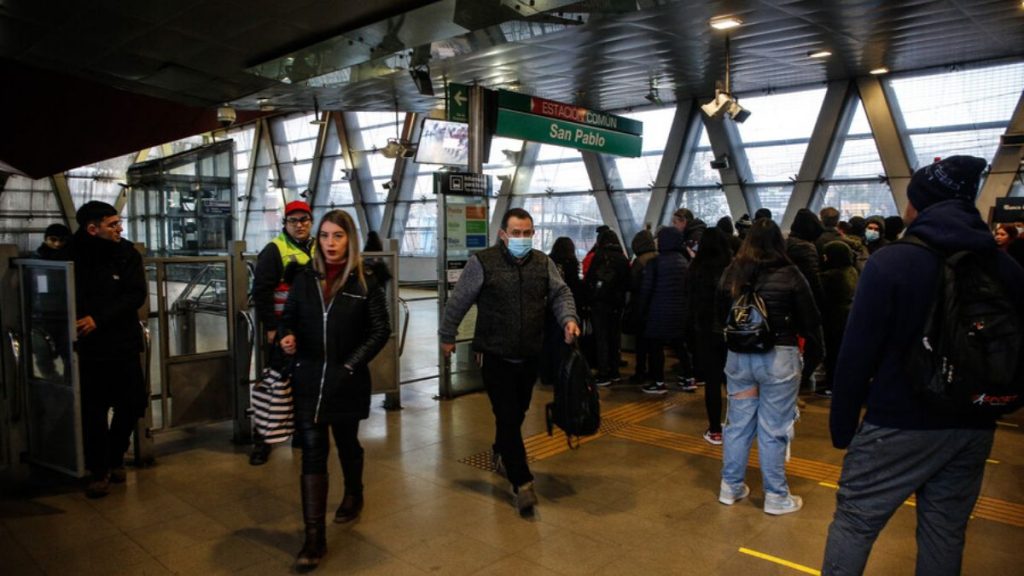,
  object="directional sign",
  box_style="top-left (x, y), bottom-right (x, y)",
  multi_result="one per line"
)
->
top-left (447, 83), bottom-right (470, 123)
top-left (495, 109), bottom-right (642, 157)
top-left (498, 90), bottom-right (643, 136)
